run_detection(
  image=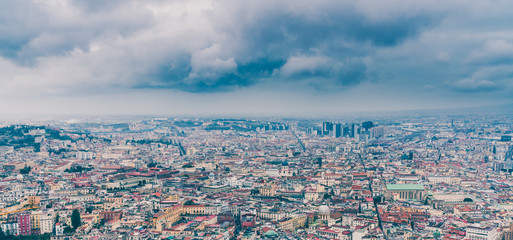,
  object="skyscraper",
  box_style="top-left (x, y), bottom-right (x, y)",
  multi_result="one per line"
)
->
top-left (362, 121), bottom-right (374, 130)
top-left (351, 123), bottom-right (359, 138)
top-left (334, 123), bottom-right (342, 138)
top-left (343, 126), bottom-right (350, 137)
top-left (323, 122), bottom-right (333, 135)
